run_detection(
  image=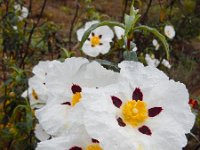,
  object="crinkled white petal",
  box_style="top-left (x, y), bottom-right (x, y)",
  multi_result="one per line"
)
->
top-left (164, 25), bottom-right (175, 39)
top-left (114, 26), bottom-right (125, 39)
top-left (34, 124), bottom-right (50, 141)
